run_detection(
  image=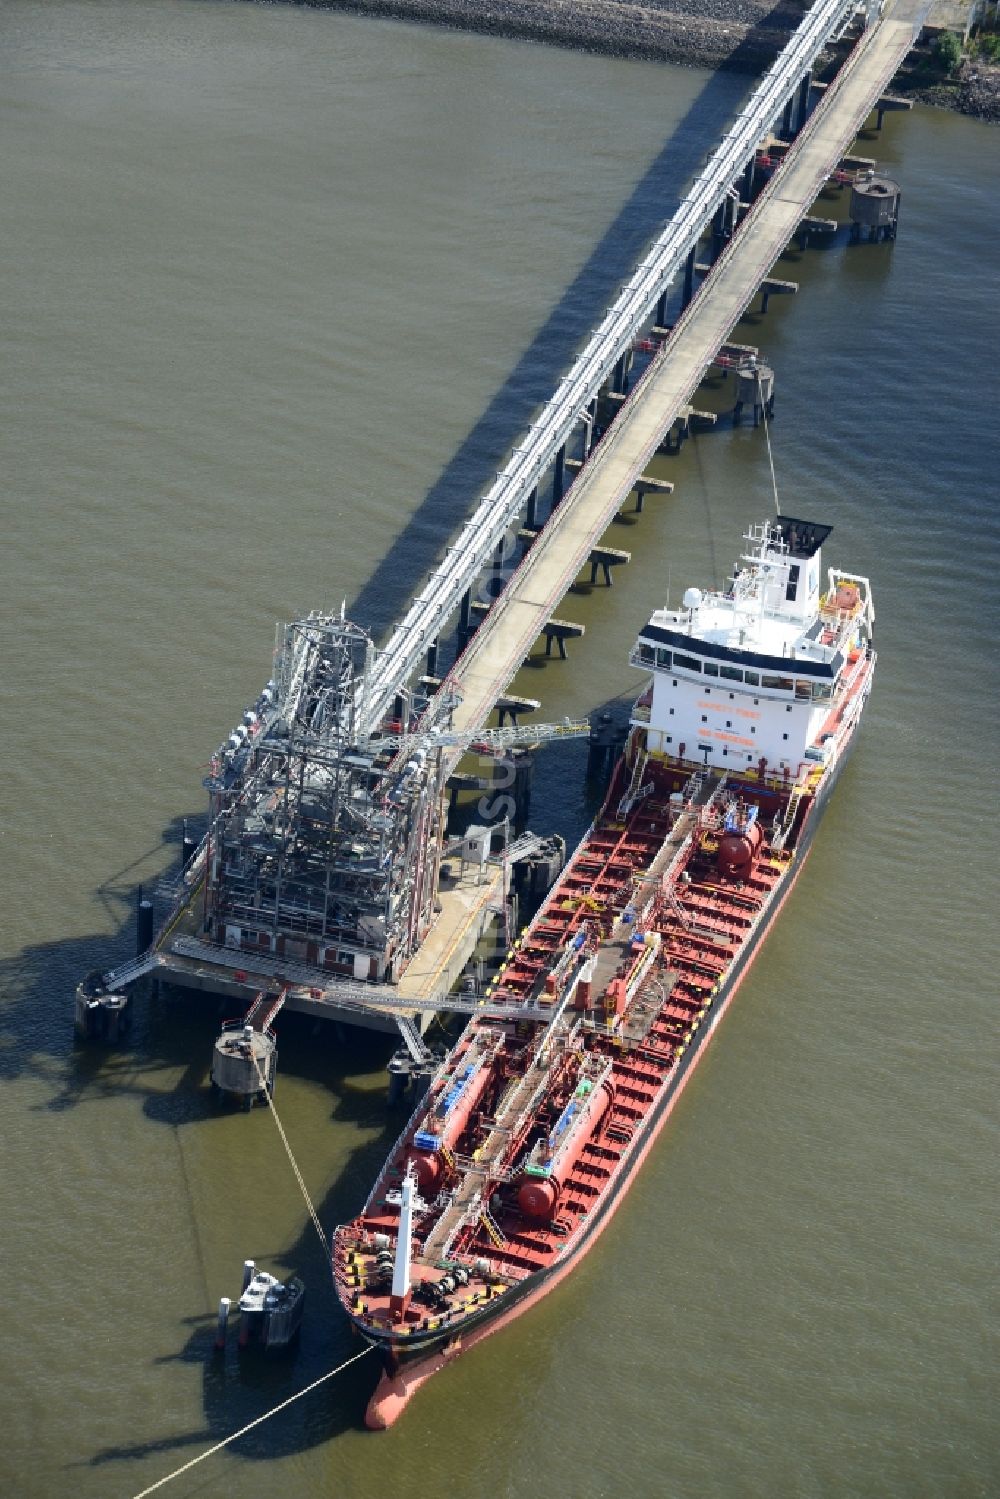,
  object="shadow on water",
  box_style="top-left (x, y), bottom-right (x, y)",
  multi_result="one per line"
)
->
top-left (0, 813), bottom-right (200, 1093)
top-left (30, 17), bottom-right (806, 1468)
top-left (83, 1075), bottom-right (400, 1471)
top-left (346, 11), bottom-right (794, 640)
